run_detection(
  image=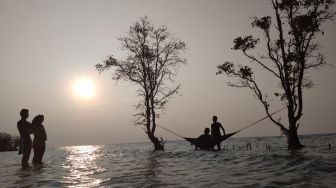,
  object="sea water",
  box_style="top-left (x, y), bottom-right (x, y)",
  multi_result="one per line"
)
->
top-left (0, 134), bottom-right (335, 188)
